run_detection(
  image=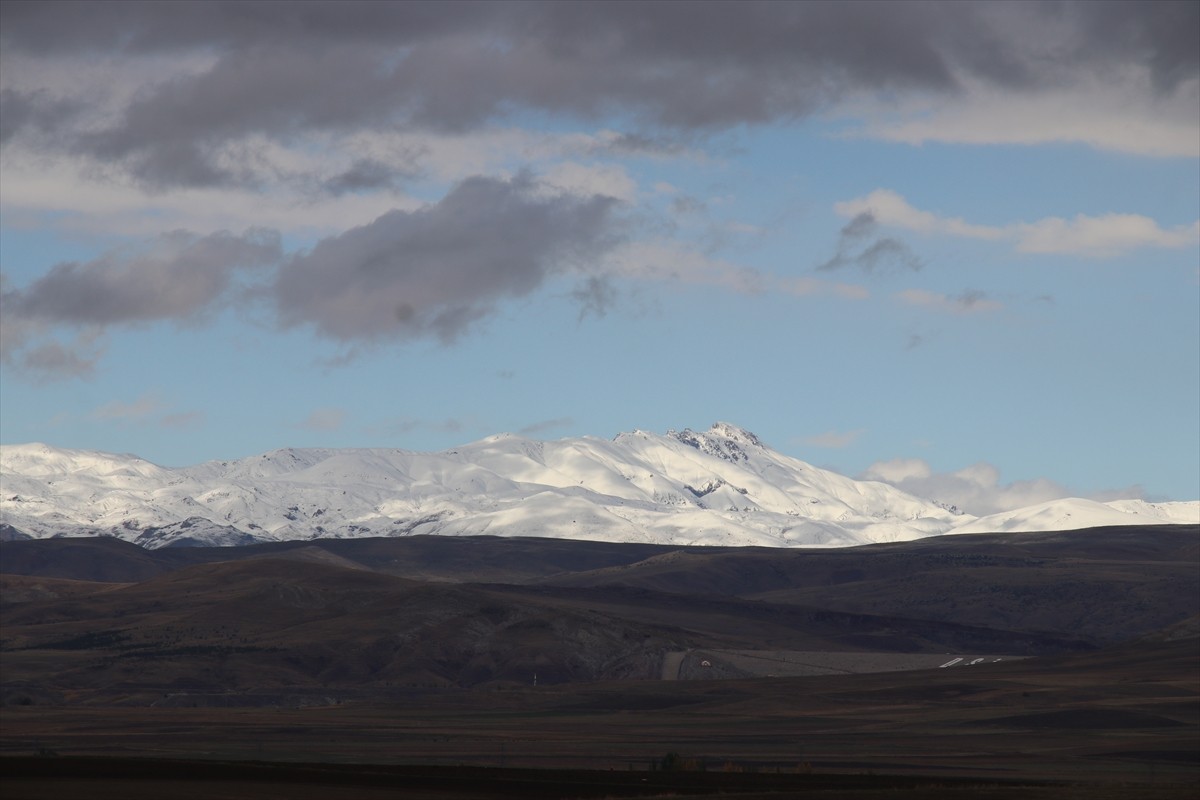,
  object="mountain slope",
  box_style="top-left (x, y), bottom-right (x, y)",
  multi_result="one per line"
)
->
top-left (2, 423), bottom-right (1195, 549)
top-left (954, 497), bottom-right (1200, 534)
